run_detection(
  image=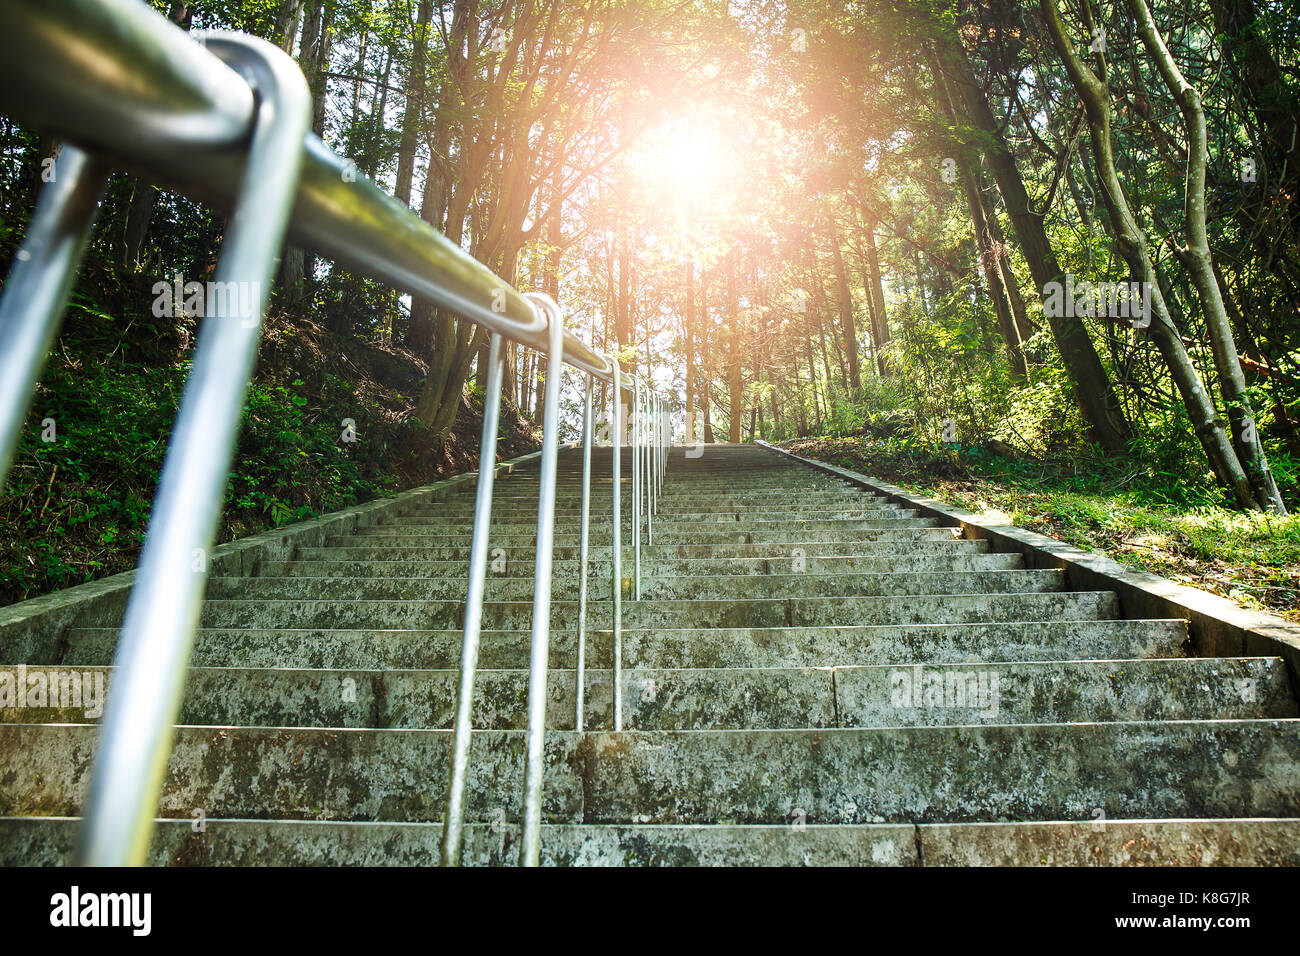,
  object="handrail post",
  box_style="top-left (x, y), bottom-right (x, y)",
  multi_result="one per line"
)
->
top-left (441, 331), bottom-right (506, 866)
top-left (611, 357), bottom-right (623, 733)
top-left (75, 33), bottom-right (310, 867)
top-left (653, 396), bottom-right (660, 499)
top-left (646, 388), bottom-right (655, 539)
top-left (574, 373), bottom-right (593, 733)
top-left (661, 398), bottom-right (667, 486)
top-left (632, 376), bottom-right (641, 601)
top-left (519, 293), bottom-right (565, 867)
top-left (651, 395), bottom-right (657, 512)
top-left (654, 396), bottom-right (662, 505)
top-left (0, 145), bottom-right (107, 489)
top-left (658, 397), bottom-right (665, 491)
